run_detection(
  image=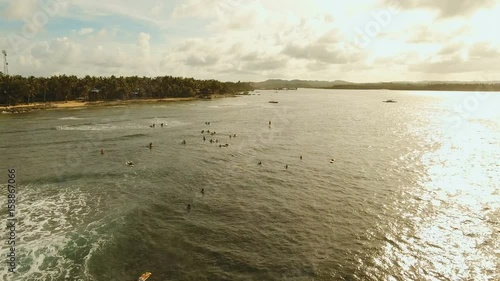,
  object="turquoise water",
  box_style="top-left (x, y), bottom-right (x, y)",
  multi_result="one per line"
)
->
top-left (0, 89), bottom-right (498, 280)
